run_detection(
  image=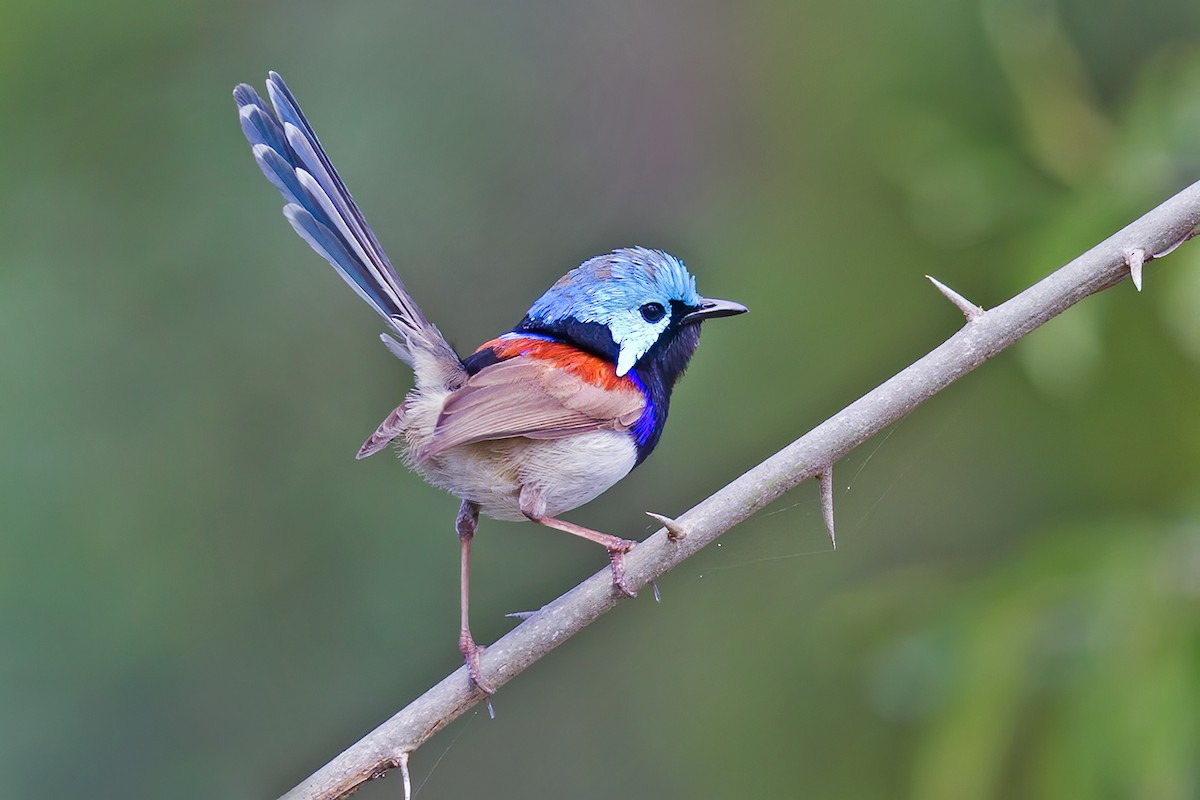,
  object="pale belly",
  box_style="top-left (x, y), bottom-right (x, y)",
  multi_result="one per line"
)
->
top-left (411, 430), bottom-right (639, 521)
